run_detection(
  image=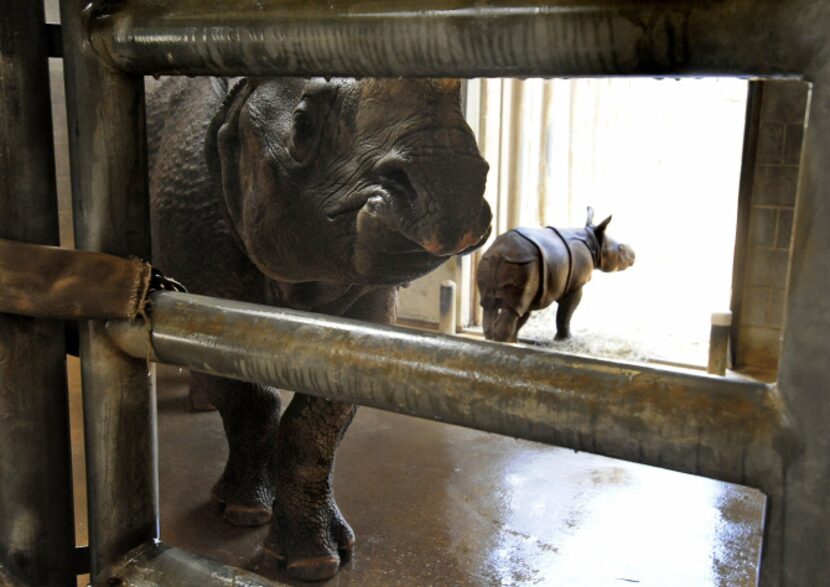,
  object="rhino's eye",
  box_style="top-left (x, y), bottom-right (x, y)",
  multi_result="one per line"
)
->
top-left (293, 110), bottom-right (314, 140)
top-left (290, 107), bottom-right (317, 162)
